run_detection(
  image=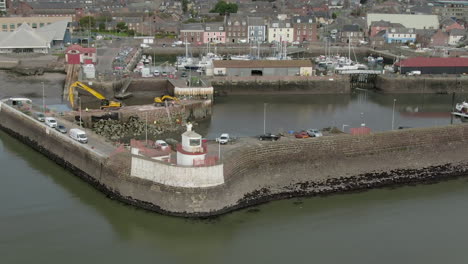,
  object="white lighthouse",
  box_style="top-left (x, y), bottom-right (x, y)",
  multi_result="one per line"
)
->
top-left (176, 123), bottom-right (207, 166)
